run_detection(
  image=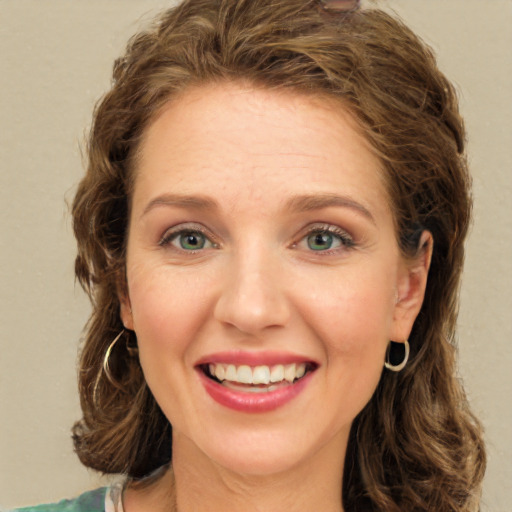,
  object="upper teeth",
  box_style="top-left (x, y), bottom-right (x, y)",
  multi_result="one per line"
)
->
top-left (208, 363), bottom-right (307, 385)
